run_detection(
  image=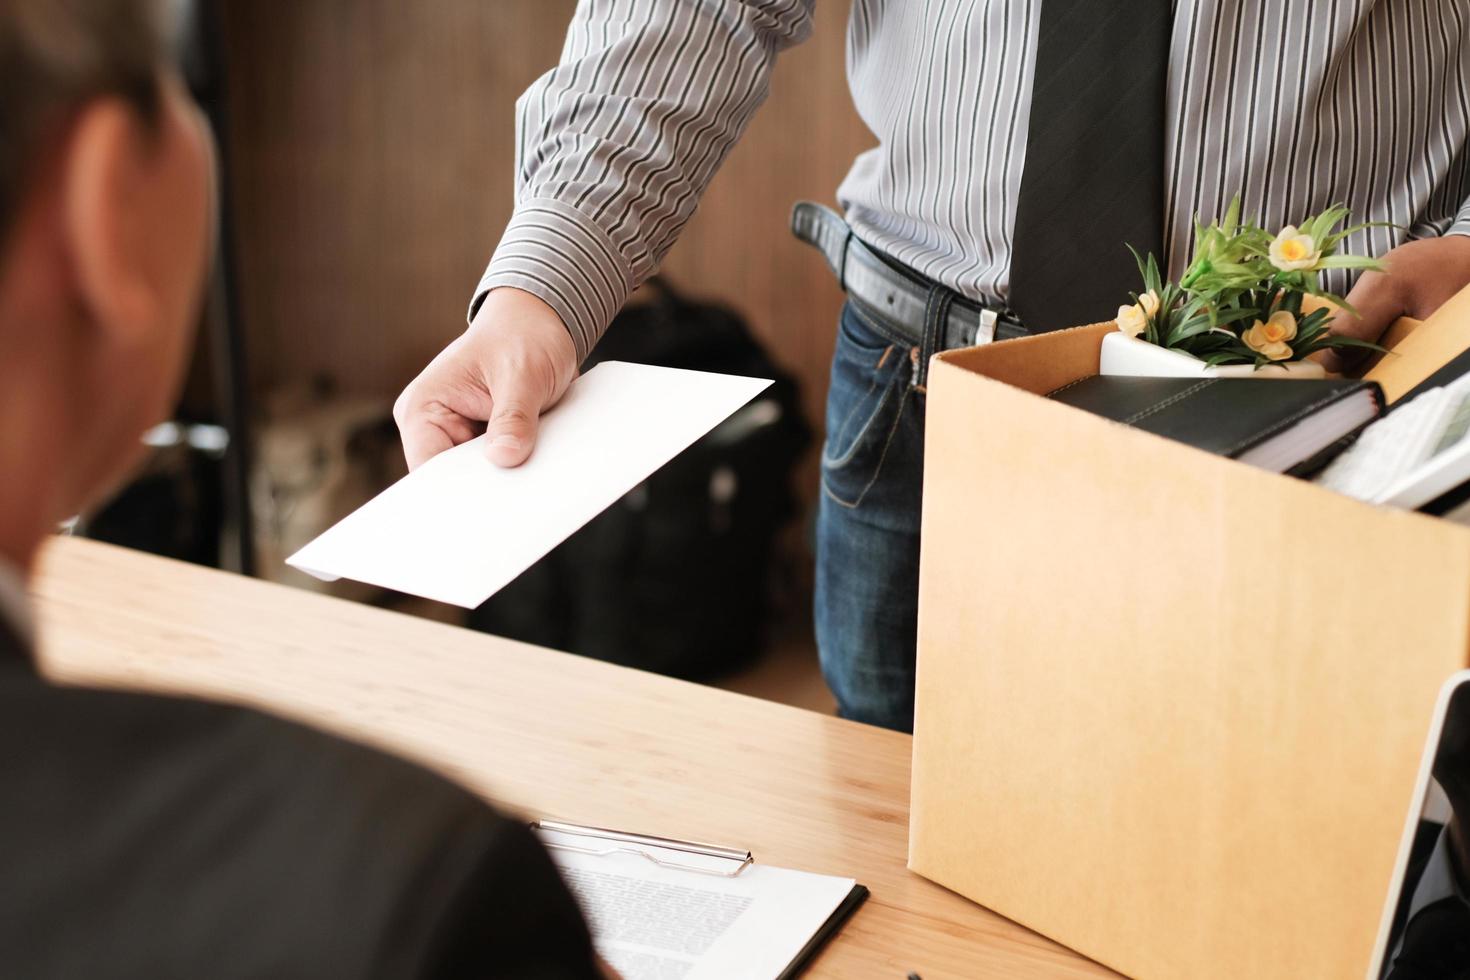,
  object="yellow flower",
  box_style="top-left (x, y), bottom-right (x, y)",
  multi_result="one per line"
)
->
top-left (1116, 302), bottom-right (1148, 339)
top-left (1242, 310), bottom-right (1299, 361)
top-left (1115, 291), bottom-right (1160, 339)
top-left (1268, 225), bottom-right (1322, 271)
